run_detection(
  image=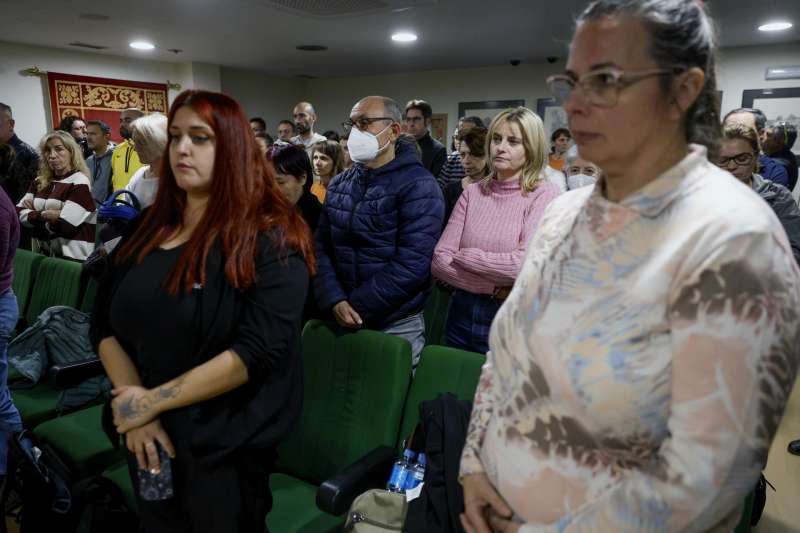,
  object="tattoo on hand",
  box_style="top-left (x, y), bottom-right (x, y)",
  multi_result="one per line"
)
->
top-left (117, 395), bottom-right (152, 421)
top-left (156, 376), bottom-right (185, 402)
